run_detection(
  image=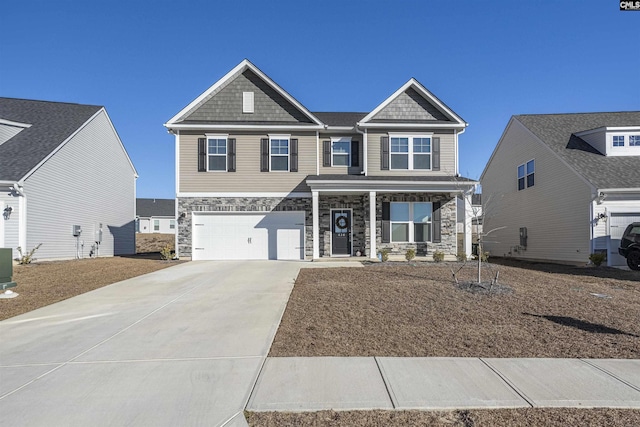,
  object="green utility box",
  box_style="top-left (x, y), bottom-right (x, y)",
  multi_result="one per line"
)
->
top-left (0, 248), bottom-right (17, 290)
